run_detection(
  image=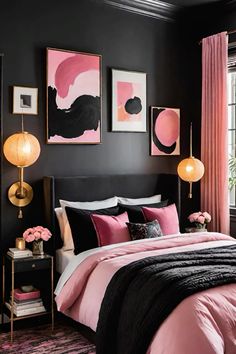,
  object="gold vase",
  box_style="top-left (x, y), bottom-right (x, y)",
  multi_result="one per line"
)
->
top-left (32, 240), bottom-right (44, 255)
